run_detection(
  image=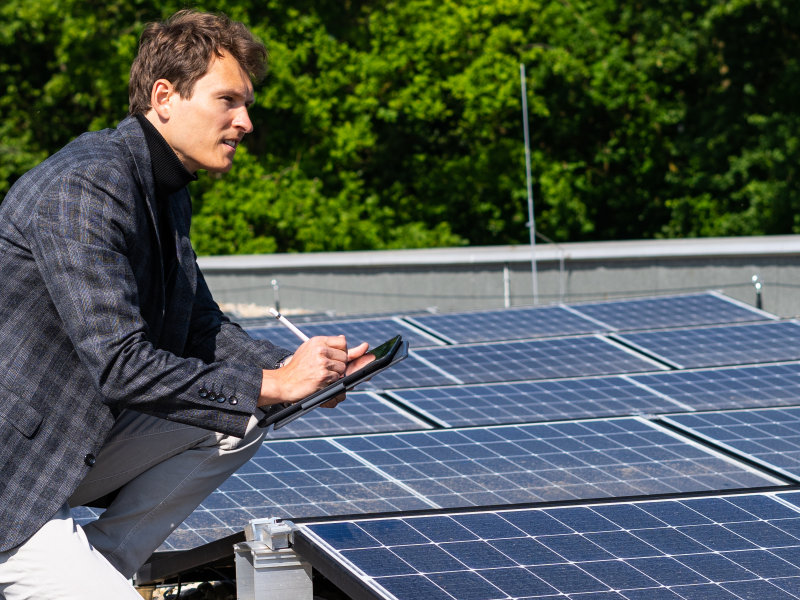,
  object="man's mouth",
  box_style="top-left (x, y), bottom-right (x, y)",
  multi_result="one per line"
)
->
top-left (222, 140), bottom-right (238, 150)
